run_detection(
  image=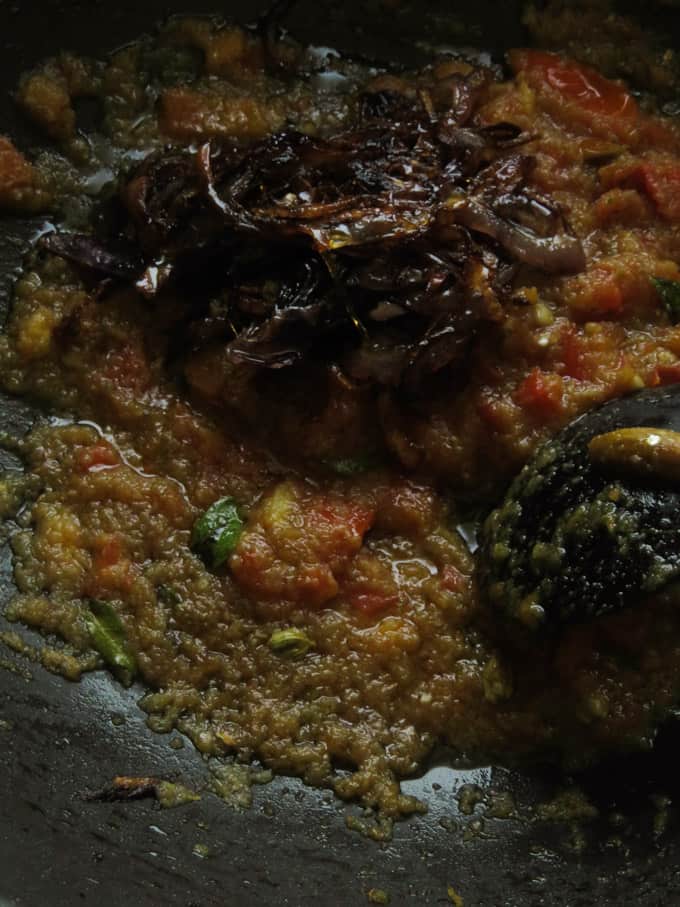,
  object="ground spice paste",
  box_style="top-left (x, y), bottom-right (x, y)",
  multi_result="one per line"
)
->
top-left (1, 9), bottom-right (680, 834)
